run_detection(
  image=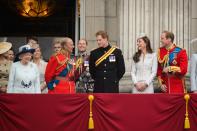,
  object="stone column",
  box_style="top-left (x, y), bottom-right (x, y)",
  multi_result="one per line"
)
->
top-left (81, 0), bottom-right (119, 51)
top-left (119, 0), bottom-right (191, 92)
top-left (191, 0), bottom-right (197, 55)
top-left (119, 0), bottom-right (191, 74)
top-left (83, 0), bottom-right (106, 51)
